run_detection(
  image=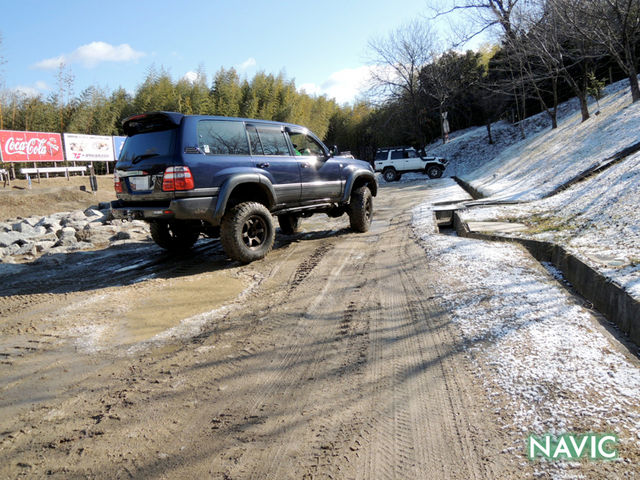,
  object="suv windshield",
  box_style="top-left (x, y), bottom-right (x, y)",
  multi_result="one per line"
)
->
top-left (119, 129), bottom-right (176, 164)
